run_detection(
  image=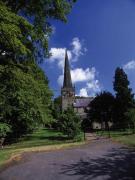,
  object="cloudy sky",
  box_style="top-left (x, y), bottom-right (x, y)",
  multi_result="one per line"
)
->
top-left (41, 0), bottom-right (135, 97)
